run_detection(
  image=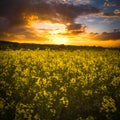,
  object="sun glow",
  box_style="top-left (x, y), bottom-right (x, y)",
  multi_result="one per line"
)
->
top-left (32, 22), bottom-right (68, 44)
top-left (33, 22), bottom-right (66, 30)
top-left (48, 34), bottom-right (68, 45)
